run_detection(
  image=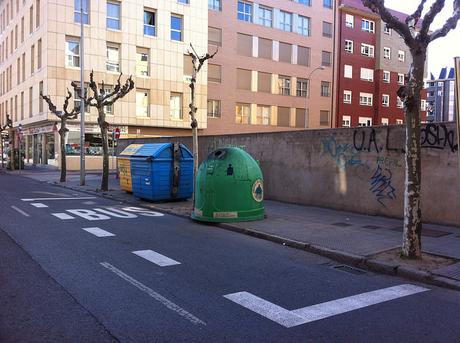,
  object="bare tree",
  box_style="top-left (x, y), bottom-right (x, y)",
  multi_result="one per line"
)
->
top-left (41, 90), bottom-right (80, 182)
top-left (0, 114), bottom-right (12, 169)
top-left (187, 44), bottom-right (218, 202)
top-left (72, 71), bottom-right (134, 191)
top-left (362, 0), bottom-right (460, 258)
